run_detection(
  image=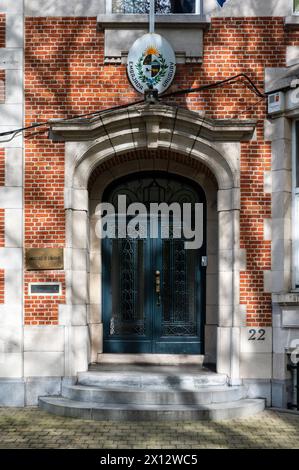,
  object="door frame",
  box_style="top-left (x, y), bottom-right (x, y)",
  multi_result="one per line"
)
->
top-left (101, 172), bottom-right (207, 355)
top-left (53, 103), bottom-right (251, 381)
